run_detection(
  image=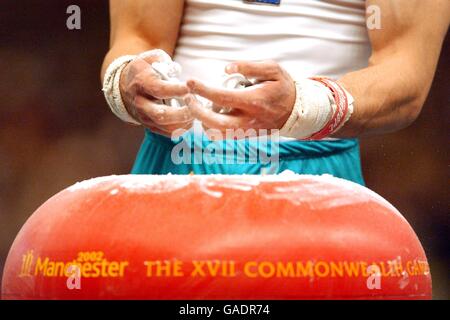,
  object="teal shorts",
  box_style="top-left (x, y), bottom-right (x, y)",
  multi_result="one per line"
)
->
top-left (131, 129), bottom-right (365, 185)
